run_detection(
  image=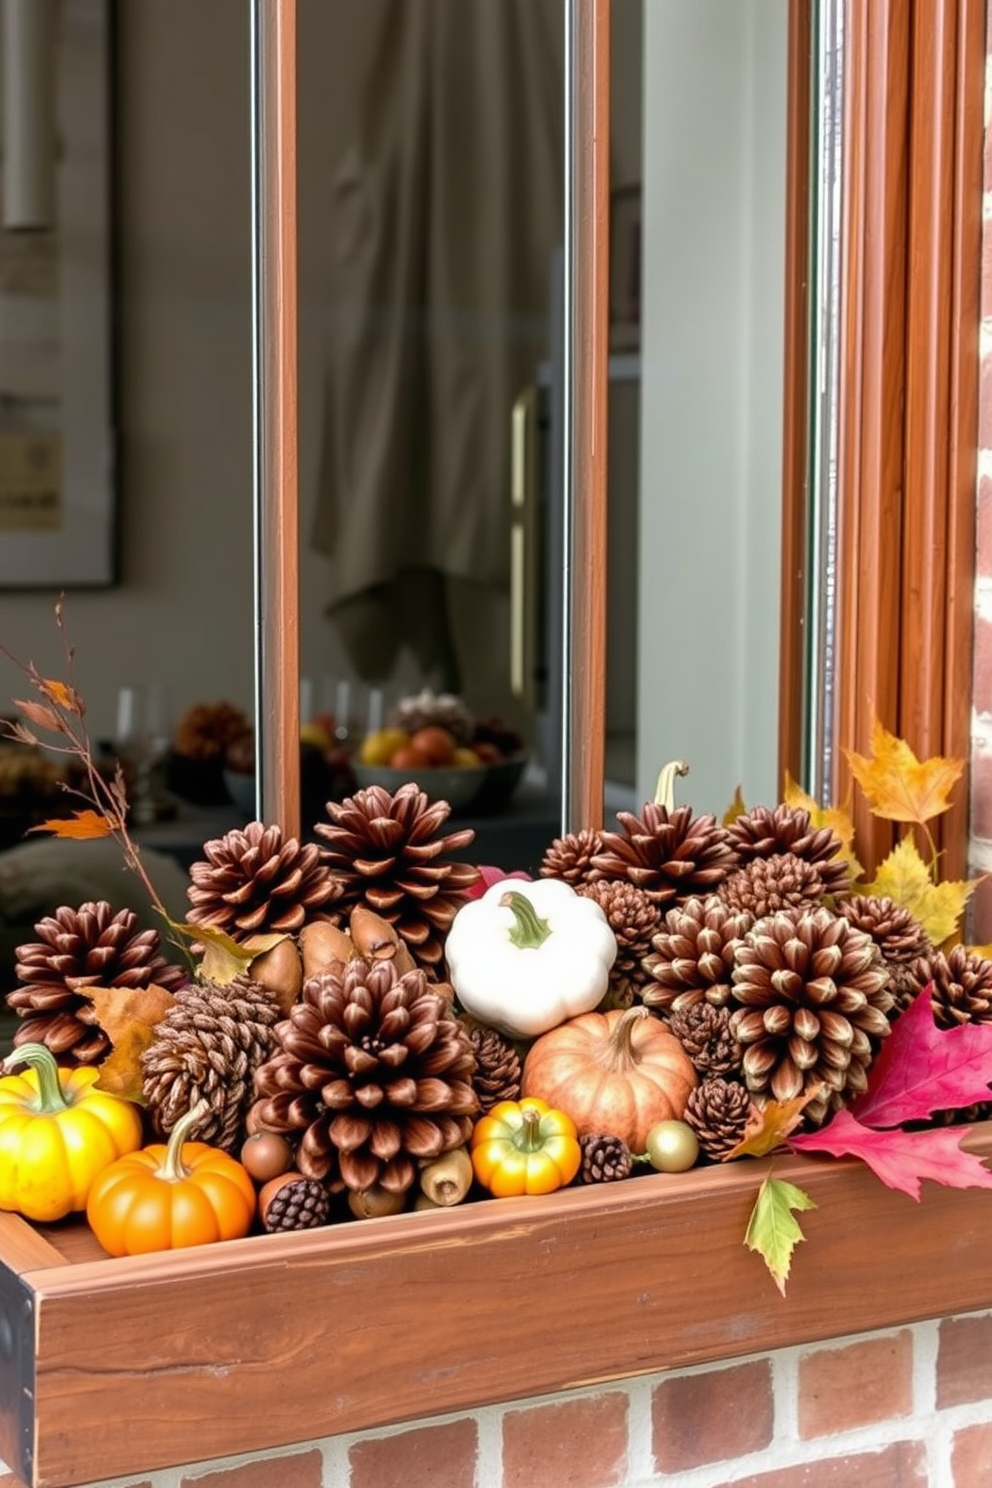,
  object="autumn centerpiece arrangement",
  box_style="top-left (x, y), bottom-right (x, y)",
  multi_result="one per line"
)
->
top-left (2, 608), bottom-right (992, 1290)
